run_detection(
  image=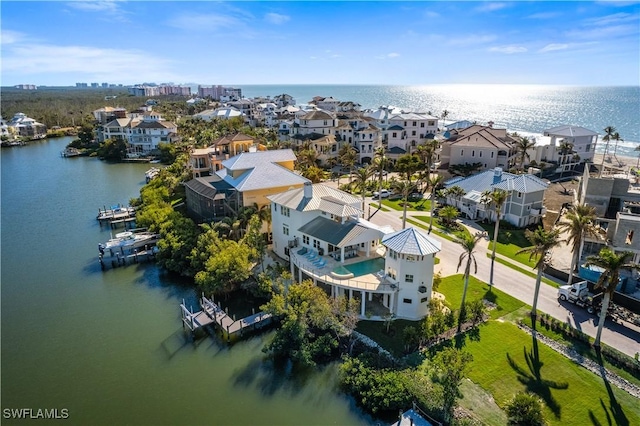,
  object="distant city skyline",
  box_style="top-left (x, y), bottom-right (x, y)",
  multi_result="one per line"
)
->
top-left (2, 1), bottom-right (639, 86)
